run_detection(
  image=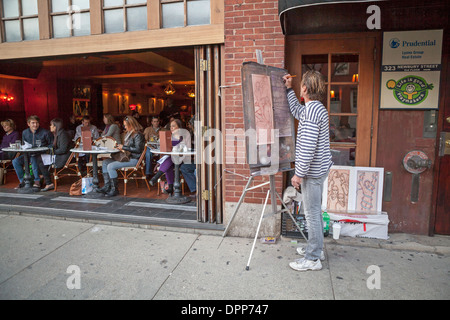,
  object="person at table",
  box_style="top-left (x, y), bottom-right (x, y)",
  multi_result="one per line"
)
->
top-left (12, 115), bottom-right (53, 189)
top-left (95, 116), bottom-right (144, 197)
top-left (74, 115), bottom-right (99, 176)
top-left (180, 163), bottom-right (196, 197)
top-left (143, 116), bottom-right (165, 179)
top-left (101, 113), bottom-right (122, 144)
top-left (0, 119), bottom-right (20, 160)
top-left (148, 119), bottom-right (184, 195)
top-left (38, 118), bottom-right (72, 192)
top-left (67, 115), bottom-right (79, 139)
